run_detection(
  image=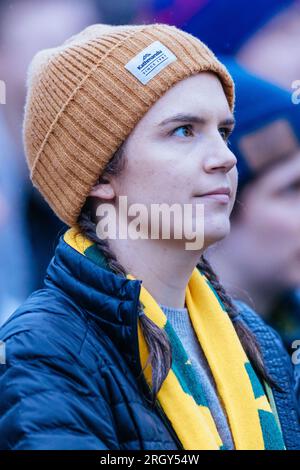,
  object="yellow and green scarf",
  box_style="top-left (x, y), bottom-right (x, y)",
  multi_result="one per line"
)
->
top-left (64, 227), bottom-right (286, 450)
